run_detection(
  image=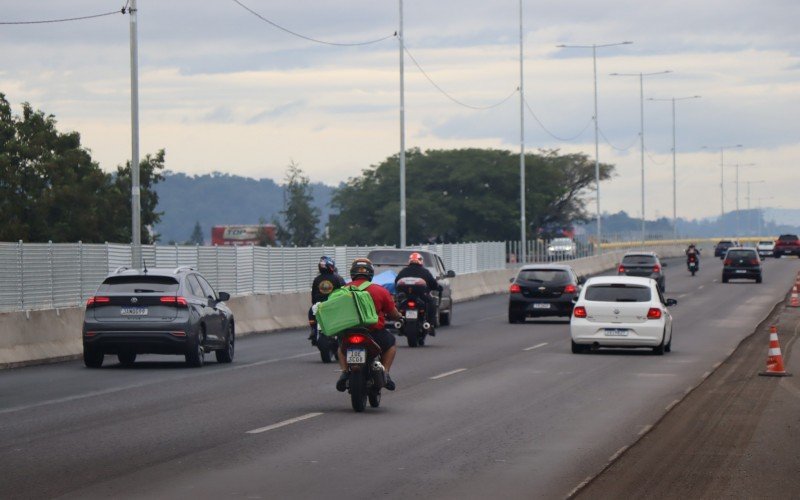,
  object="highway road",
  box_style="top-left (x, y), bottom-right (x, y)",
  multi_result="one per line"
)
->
top-left (2, 255), bottom-right (799, 499)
